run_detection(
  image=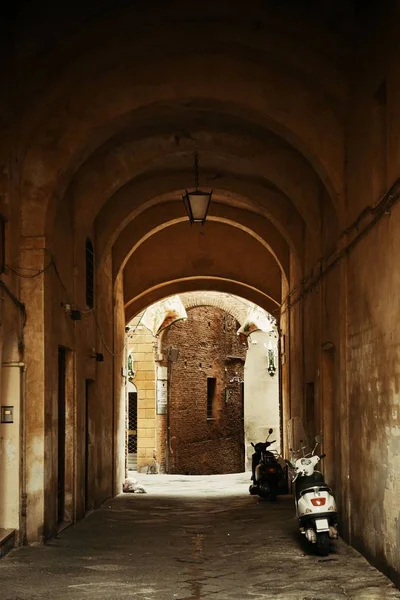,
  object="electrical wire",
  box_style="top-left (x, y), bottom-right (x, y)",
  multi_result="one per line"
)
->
top-left (93, 309), bottom-right (146, 357)
top-left (279, 178), bottom-right (400, 318)
top-left (5, 261), bottom-right (54, 279)
top-left (5, 252), bottom-right (123, 356)
top-left (280, 178), bottom-right (400, 309)
top-left (0, 280), bottom-right (27, 352)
